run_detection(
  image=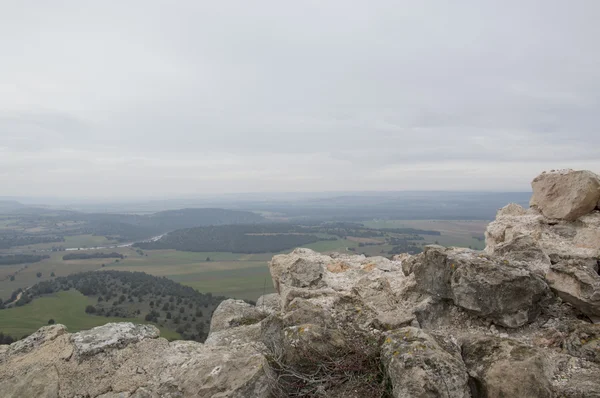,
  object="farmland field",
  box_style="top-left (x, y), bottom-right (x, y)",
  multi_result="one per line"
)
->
top-left (362, 220), bottom-right (489, 250)
top-left (0, 289), bottom-right (180, 340)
